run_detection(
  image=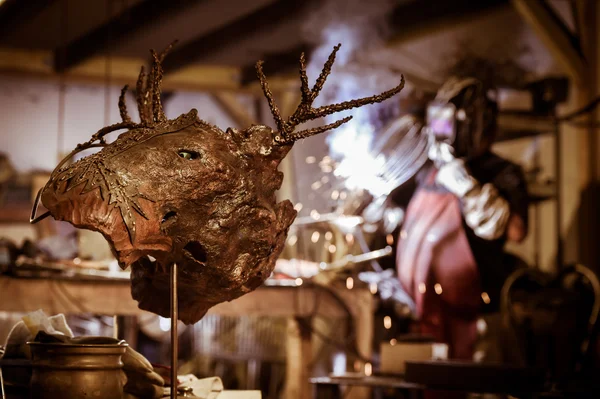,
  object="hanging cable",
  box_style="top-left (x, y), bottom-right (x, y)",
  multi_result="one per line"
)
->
top-left (556, 96), bottom-right (600, 123)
